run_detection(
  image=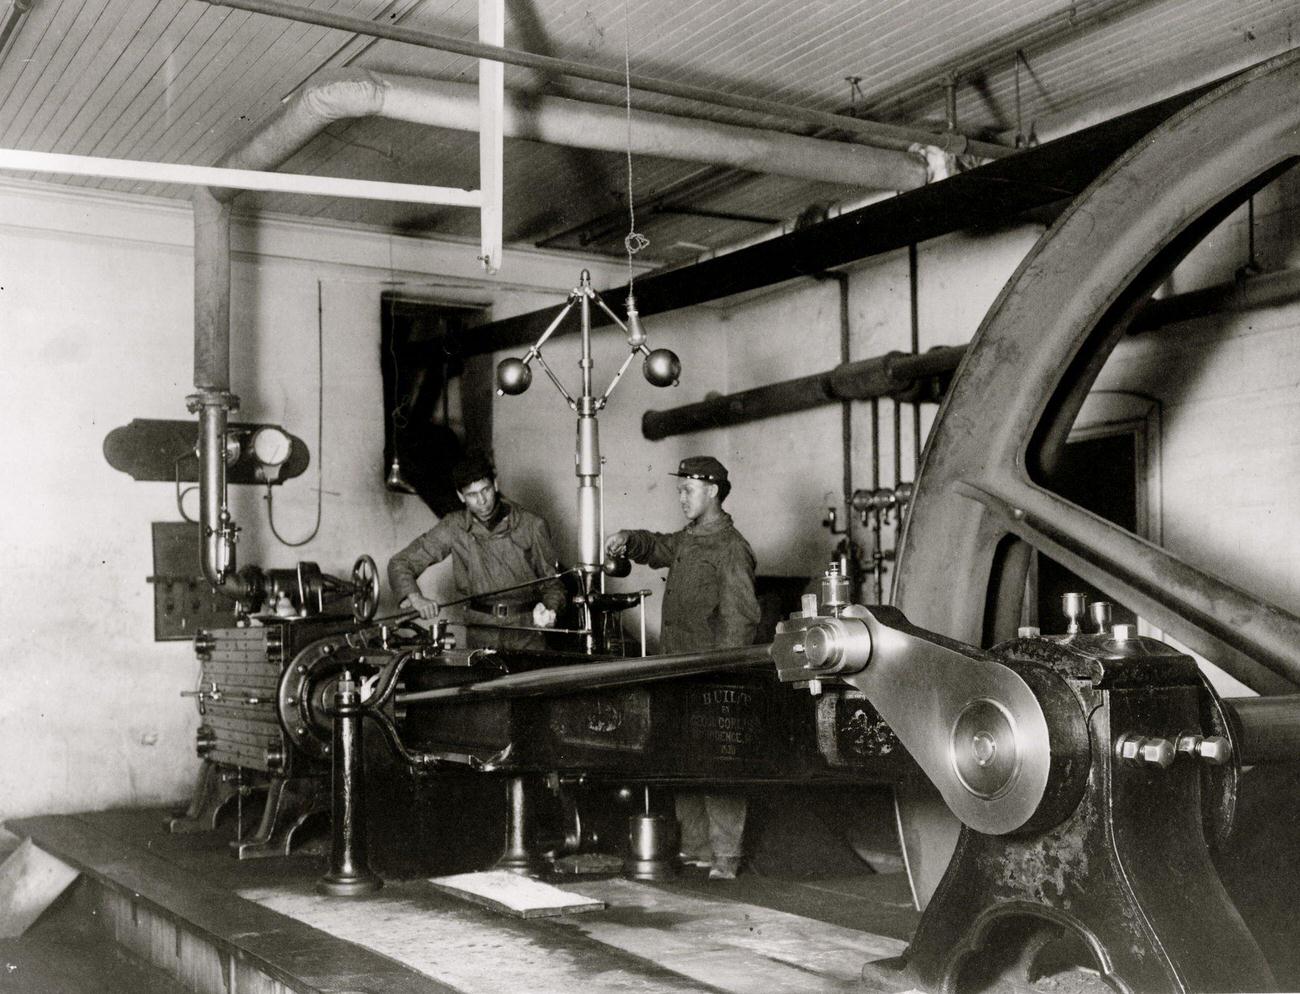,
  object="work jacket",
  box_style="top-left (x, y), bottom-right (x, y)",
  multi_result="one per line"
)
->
top-left (622, 511), bottom-right (760, 654)
top-left (386, 498), bottom-right (566, 613)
